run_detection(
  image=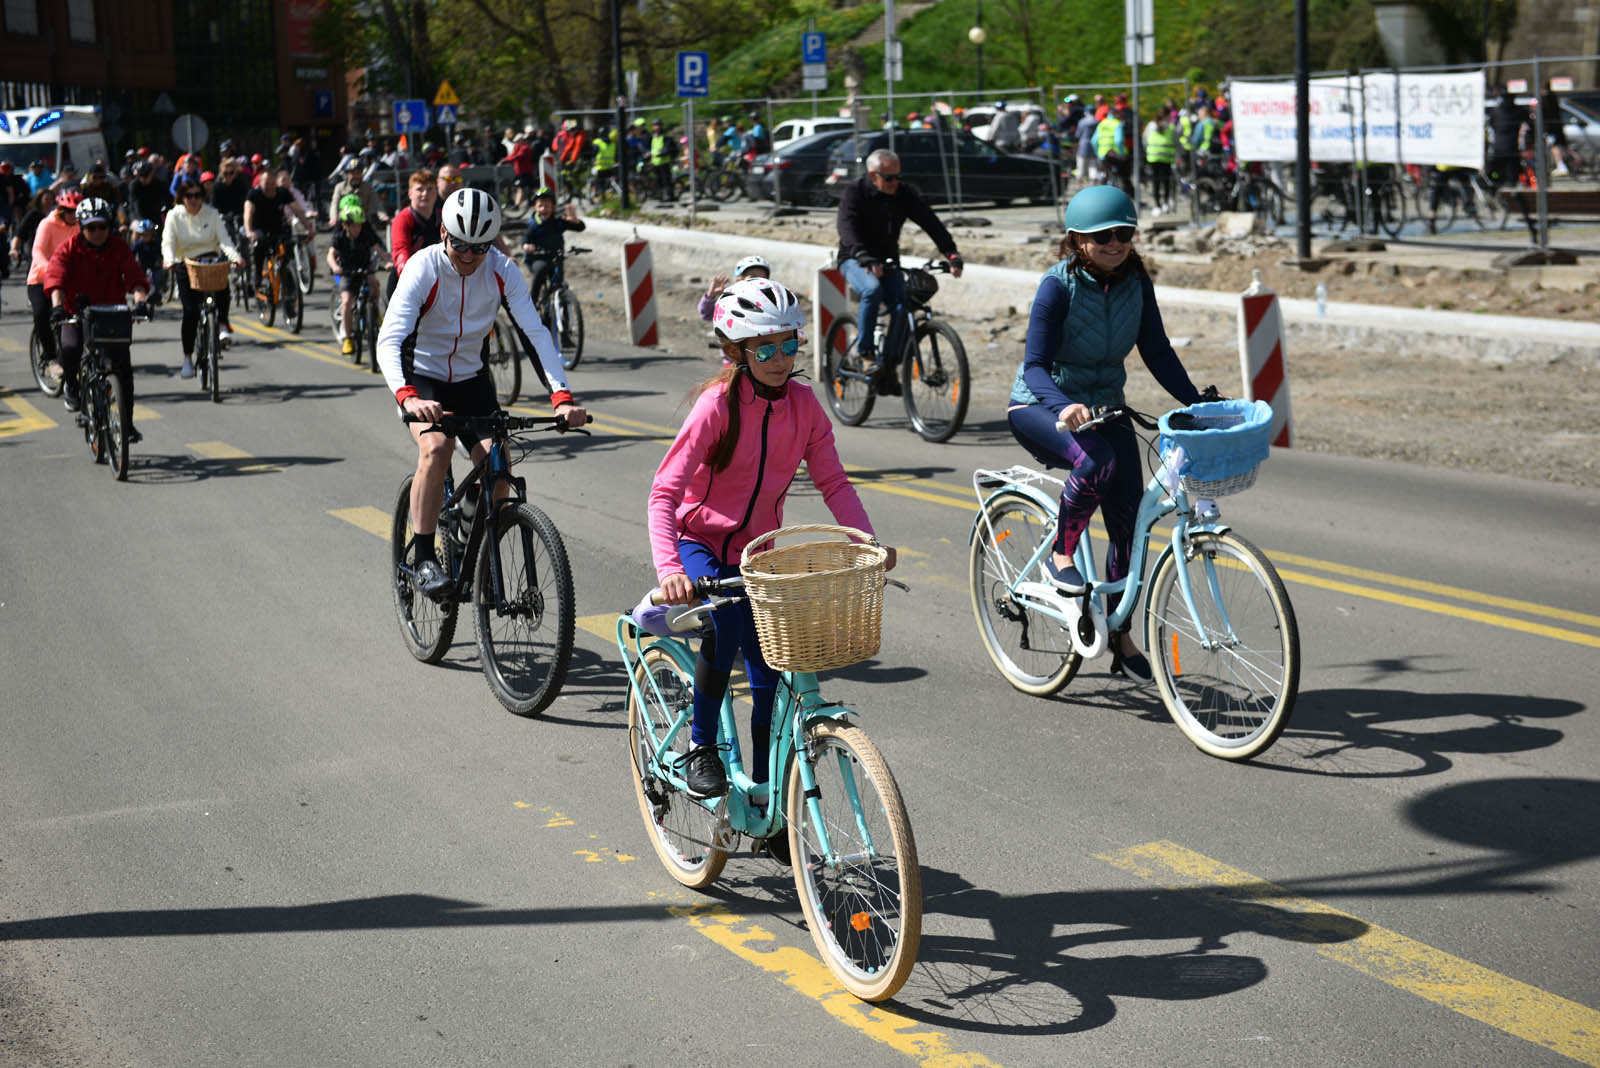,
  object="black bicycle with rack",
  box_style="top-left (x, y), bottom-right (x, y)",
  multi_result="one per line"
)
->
top-left (821, 258), bottom-right (970, 444)
top-left (391, 410), bottom-right (588, 716)
top-left (489, 247), bottom-right (587, 405)
top-left (59, 300), bottom-right (152, 481)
